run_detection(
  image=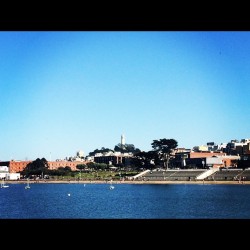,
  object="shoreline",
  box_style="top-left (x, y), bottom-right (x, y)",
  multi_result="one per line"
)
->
top-left (5, 180), bottom-right (250, 185)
